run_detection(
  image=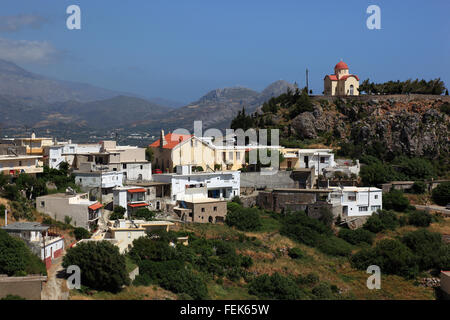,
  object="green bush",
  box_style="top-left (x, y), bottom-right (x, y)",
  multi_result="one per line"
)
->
top-left (351, 239), bottom-right (418, 278)
top-left (363, 210), bottom-right (399, 233)
top-left (129, 237), bottom-right (176, 263)
top-left (225, 205), bottom-right (262, 231)
top-left (316, 235), bottom-right (352, 257)
top-left (312, 283), bottom-right (335, 300)
top-left (407, 210), bottom-right (432, 227)
top-left (338, 228), bottom-right (375, 245)
top-left (296, 273), bottom-right (319, 286)
top-left (110, 206), bottom-right (126, 220)
top-left (288, 247), bottom-right (304, 259)
top-left (401, 229), bottom-right (450, 271)
top-left (62, 241), bottom-right (130, 293)
top-left (133, 208), bottom-right (156, 221)
top-left (432, 182), bottom-right (450, 206)
top-left (248, 273), bottom-right (303, 300)
top-left (0, 229), bottom-right (46, 276)
top-left (73, 227), bottom-right (90, 241)
top-left (383, 190), bottom-right (410, 212)
top-left (411, 181), bottom-right (426, 194)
